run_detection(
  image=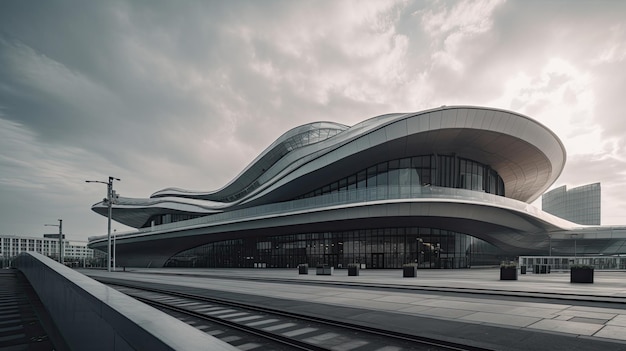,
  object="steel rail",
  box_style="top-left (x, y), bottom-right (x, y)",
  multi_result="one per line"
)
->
top-left (106, 281), bottom-right (492, 351)
top-left (130, 292), bottom-right (325, 351)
